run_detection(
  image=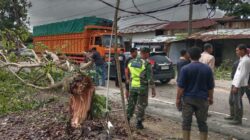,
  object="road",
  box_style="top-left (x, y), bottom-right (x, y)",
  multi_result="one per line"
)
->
top-left (100, 79), bottom-right (250, 139)
top-left (107, 79), bottom-right (250, 121)
top-left (154, 80), bottom-right (250, 121)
